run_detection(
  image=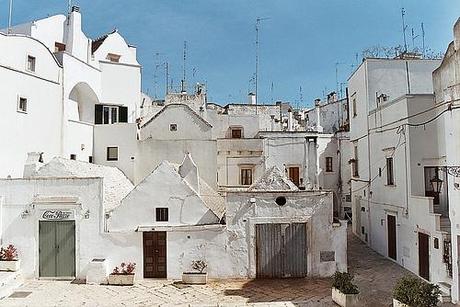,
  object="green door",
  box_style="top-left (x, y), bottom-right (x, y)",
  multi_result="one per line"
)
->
top-left (39, 221), bottom-right (76, 278)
